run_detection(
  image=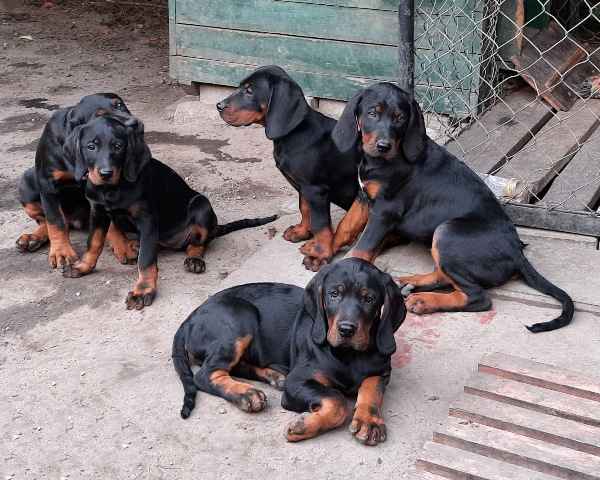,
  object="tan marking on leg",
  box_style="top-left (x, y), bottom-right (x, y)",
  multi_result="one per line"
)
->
top-left (47, 222), bottom-right (78, 268)
top-left (106, 223), bottom-right (138, 264)
top-left (332, 198), bottom-right (369, 253)
top-left (126, 264), bottom-right (159, 310)
top-left (404, 239), bottom-right (469, 314)
top-left (363, 180), bottom-right (381, 200)
top-left (64, 227), bottom-right (107, 277)
top-left (300, 227), bottom-right (333, 258)
top-left (17, 202), bottom-right (49, 252)
top-left (208, 336), bottom-right (267, 412)
top-left (283, 195), bottom-right (312, 243)
top-left (286, 397), bottom-right (350, 442)
top-left (350, 376), bottom-right (387, 445)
